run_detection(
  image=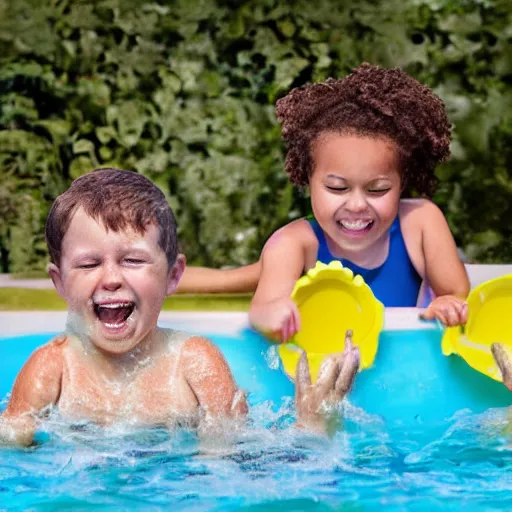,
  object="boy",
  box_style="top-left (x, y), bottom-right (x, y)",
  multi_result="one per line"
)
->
top-left (0, 168), bottom-right (359, 446)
